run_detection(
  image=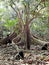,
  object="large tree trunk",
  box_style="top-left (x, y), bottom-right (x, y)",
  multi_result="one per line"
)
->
top-left (12, 24), bottom-right (31, 50)
top-left (24, 24), bottom-right (31, 49)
